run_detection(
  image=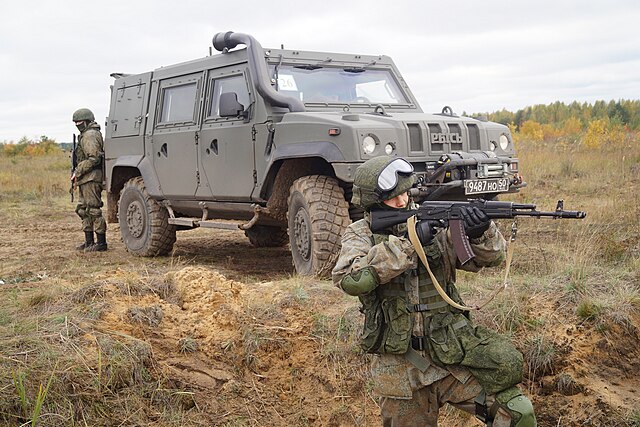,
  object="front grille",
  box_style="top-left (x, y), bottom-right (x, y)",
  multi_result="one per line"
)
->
top-left (448, 123), bottom-right (463, 151)
top-left (467, 123), bottom-right (480, 150)
top-left (427, 123), bottom-right (444, 152)
top-left (407, 123), bottom-right (423, 152)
